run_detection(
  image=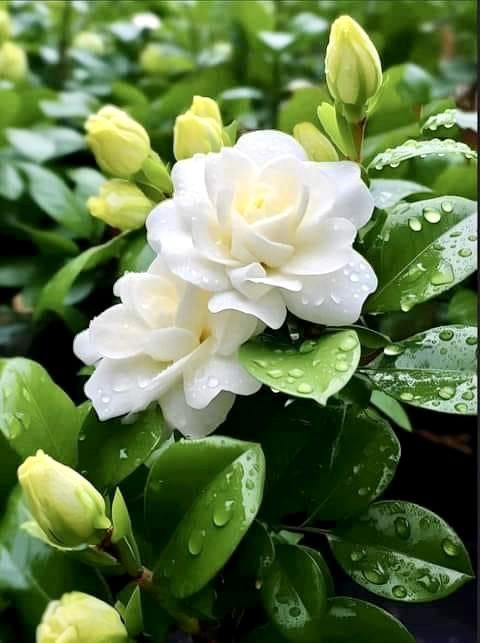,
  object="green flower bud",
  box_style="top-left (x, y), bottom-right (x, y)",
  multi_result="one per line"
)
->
top-left (293, 122), bottom-right (339, 162)
top-left (139, 43), bottom-right (193, 75)
top-left (0, 10), bottom-right (11, 43)
top-left (37, 592), bottom-right (128, 643)
top-left (173, 95), bottom-right (225, 160)
top-left (87, 179), bottom-right (153, 230)
top-left (325, 15), bottom-right (382, 122)
top-left (85, 105), bottom-right (151, 178)
top-left (73, 31), bottom-right (105, 55)
top-left (18, 450), bottom-right (111, 548)
top-left (0, 41), bottom-right (28, 82)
